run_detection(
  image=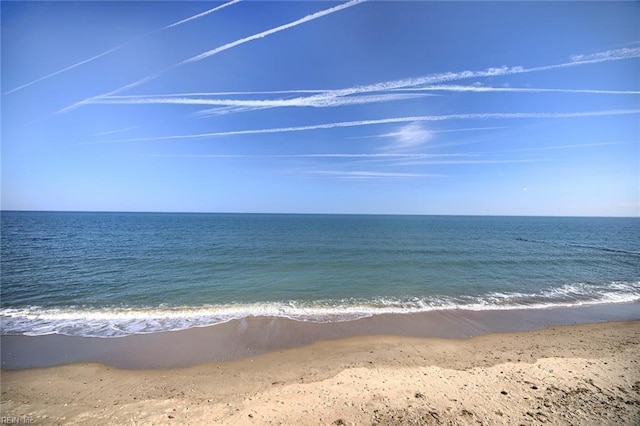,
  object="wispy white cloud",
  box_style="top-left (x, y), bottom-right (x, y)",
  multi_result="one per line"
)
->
top-left (378, 122), bottom-right (433, 150)
top-left (569, 47), bottom-right (640, 63)
top-left (91, 109), bottom-right (640, 144)
top-left (349, 126), bottom-right (505, 140)
top-left (58, 0), bottom-right (366, 113)
top-left (4, 0), bottom-right (241, 96)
